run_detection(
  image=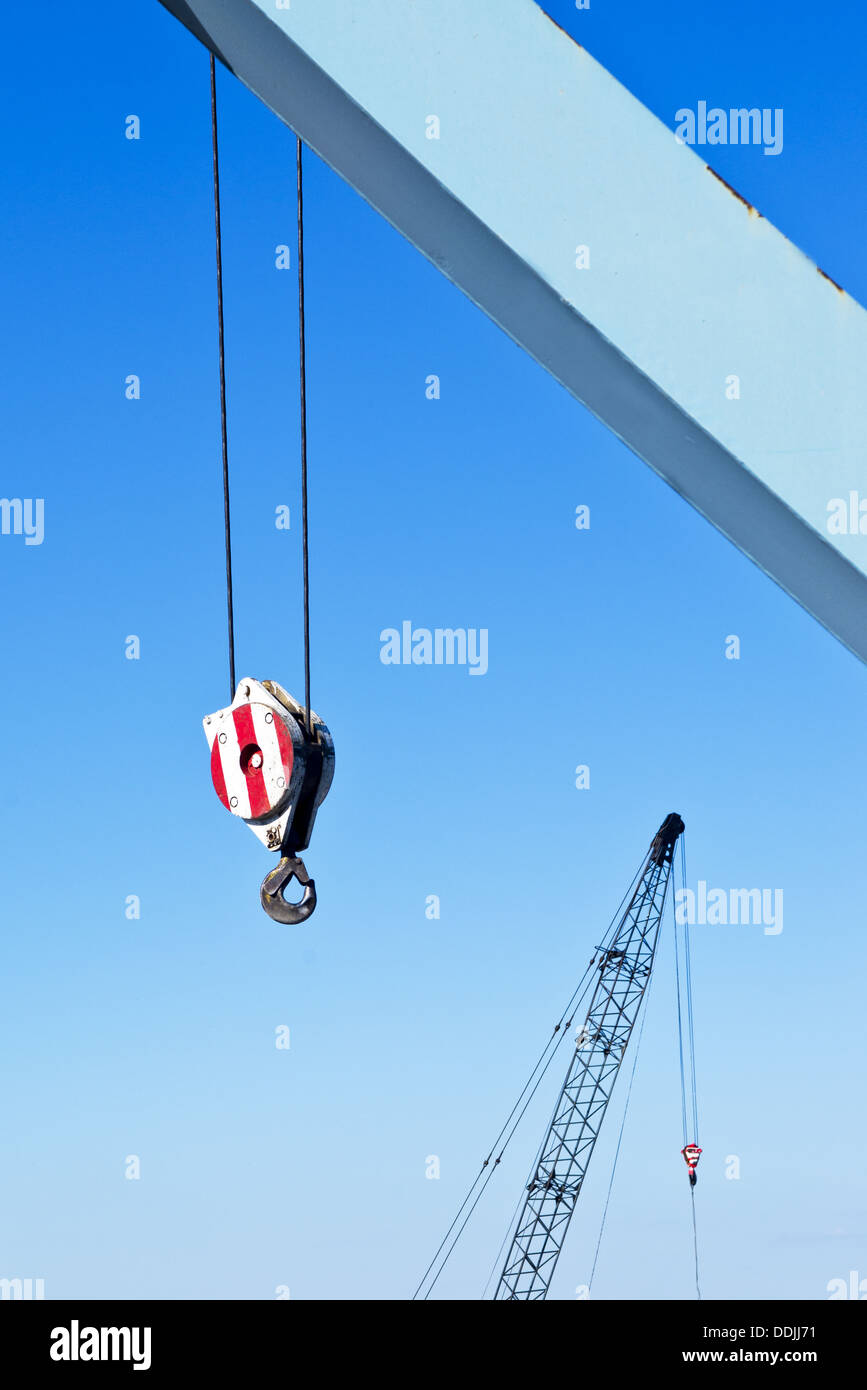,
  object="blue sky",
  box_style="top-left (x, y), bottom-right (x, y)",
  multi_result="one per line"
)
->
top-left (2, 0), bottom-right (866, 1300)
